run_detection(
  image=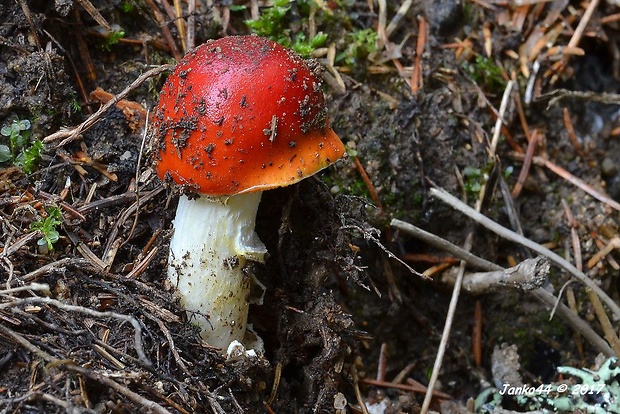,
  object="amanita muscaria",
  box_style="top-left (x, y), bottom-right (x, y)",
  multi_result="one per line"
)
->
top-left (151, 35), bottom-right (345, 350)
